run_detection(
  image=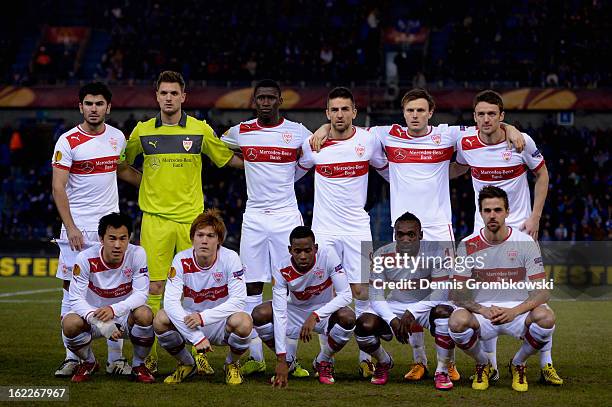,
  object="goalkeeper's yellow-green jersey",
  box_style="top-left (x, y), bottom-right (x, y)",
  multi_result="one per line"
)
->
top-left (125, 111), bottom-right (233, 223)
